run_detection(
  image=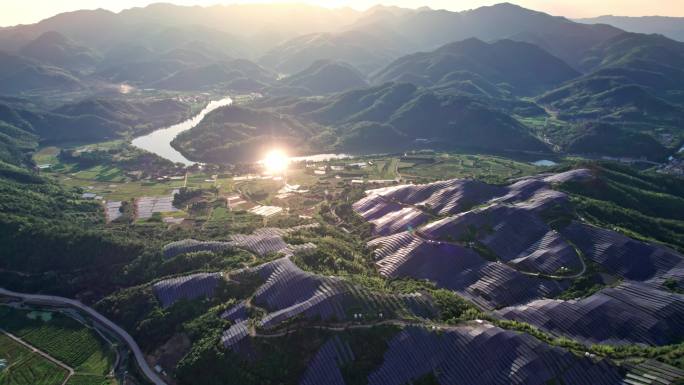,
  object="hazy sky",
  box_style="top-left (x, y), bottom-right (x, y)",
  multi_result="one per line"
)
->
top-left (1, 0), bottom-right (683, 27)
